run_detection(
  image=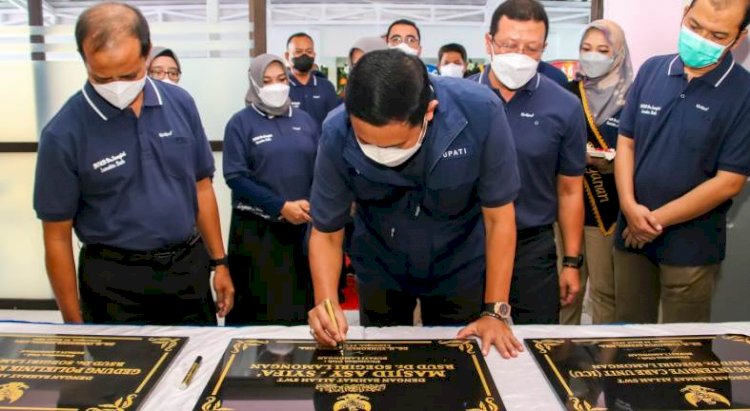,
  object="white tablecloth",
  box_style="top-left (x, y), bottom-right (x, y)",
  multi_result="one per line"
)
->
top-left (1, 319), bottom-right (749, 410)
